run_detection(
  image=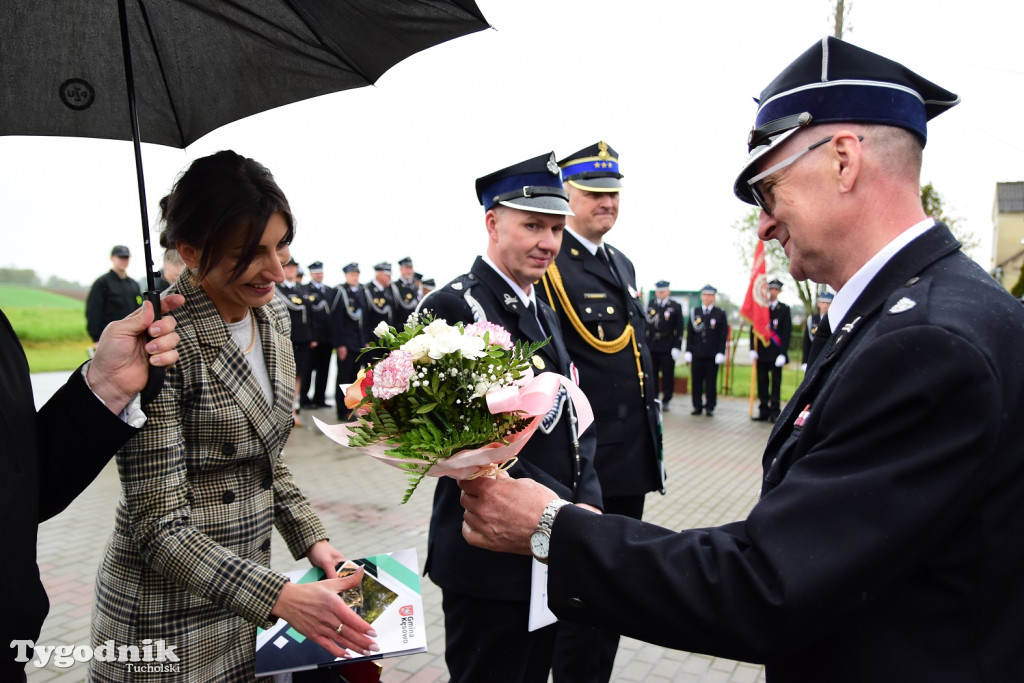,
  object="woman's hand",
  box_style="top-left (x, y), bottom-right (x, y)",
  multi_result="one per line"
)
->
top-left (271, 571), bottom-right (378, 659)
top-left (307, 540), bottom-right (346, 579)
